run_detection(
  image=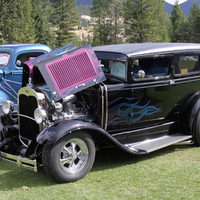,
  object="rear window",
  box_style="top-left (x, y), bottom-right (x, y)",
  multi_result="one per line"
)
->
top-left (0, 53), bottom-right (10, 66)
top-left (174, 55), bottom-right (200, 75)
